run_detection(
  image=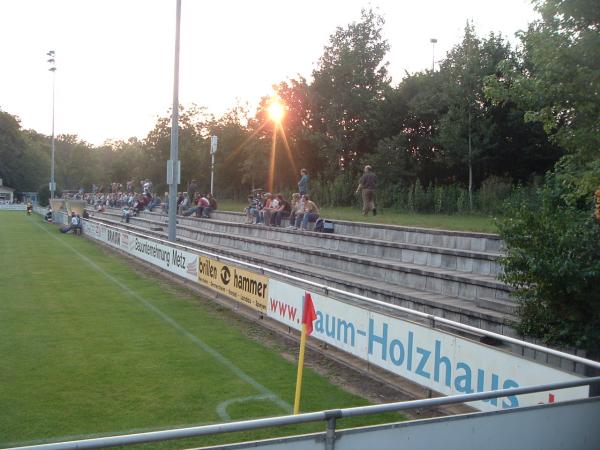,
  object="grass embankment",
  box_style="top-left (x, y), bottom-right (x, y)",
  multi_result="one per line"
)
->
top-left (0, 213), bottom-right (401, 449)
top-left (218, 200), bottom-right (498, 233)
